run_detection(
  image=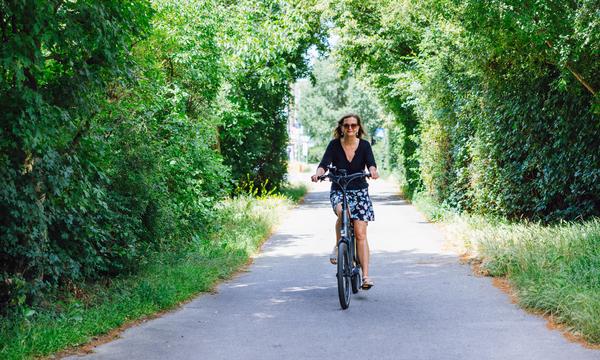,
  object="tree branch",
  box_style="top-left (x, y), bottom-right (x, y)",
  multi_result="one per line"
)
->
top-left (545, 40), bottom-right (596, 96)
top-left (565, 62), bottom-right (596, 96)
